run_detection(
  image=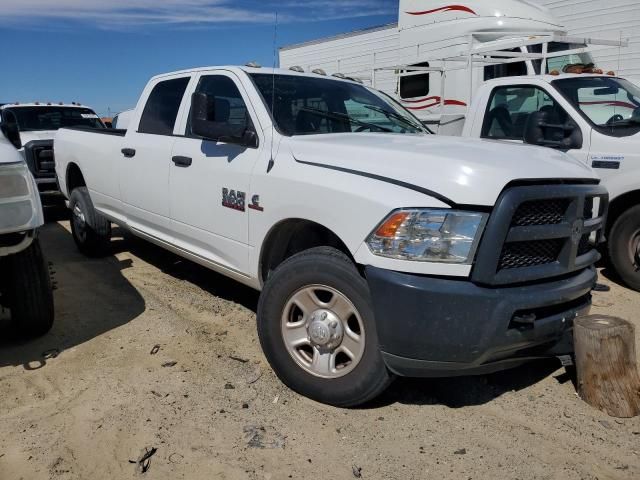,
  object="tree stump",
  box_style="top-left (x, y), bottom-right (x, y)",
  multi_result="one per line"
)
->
top-left (574, 315), bottom-right (640, 418)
